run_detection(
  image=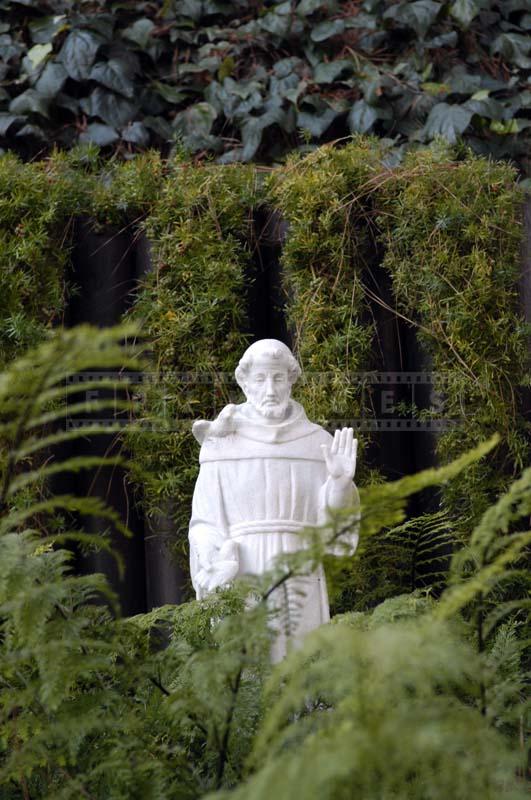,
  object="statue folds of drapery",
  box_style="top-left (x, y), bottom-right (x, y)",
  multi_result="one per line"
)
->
top-left (188, 340), bottom-right (359, 661)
